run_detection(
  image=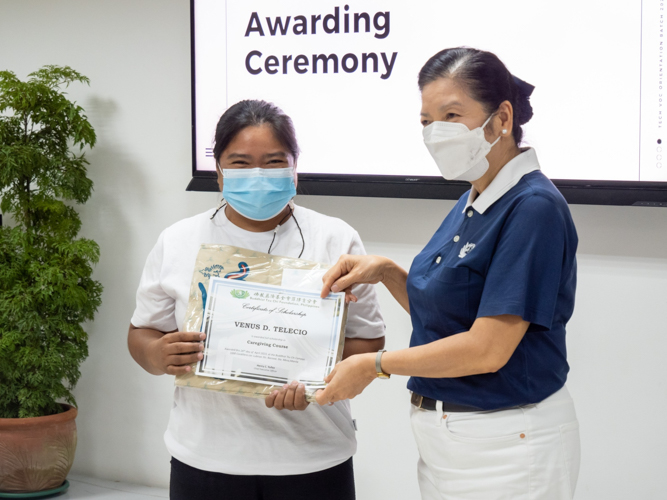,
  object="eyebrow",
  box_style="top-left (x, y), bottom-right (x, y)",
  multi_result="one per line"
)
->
top-left (439, 101), bottom-right (463, 111)
top-left (225, 152), bottom-right (288, 159)
top-left (421, 101), bottom-right (464, 118)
